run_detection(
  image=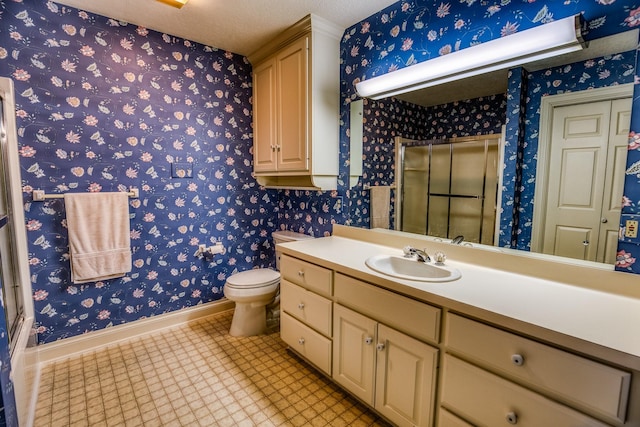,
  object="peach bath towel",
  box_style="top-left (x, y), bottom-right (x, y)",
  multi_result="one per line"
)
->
top-left (64, 192), bottom-right (132, 284)
top-left (370, 186), bottom-right (391, 229)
